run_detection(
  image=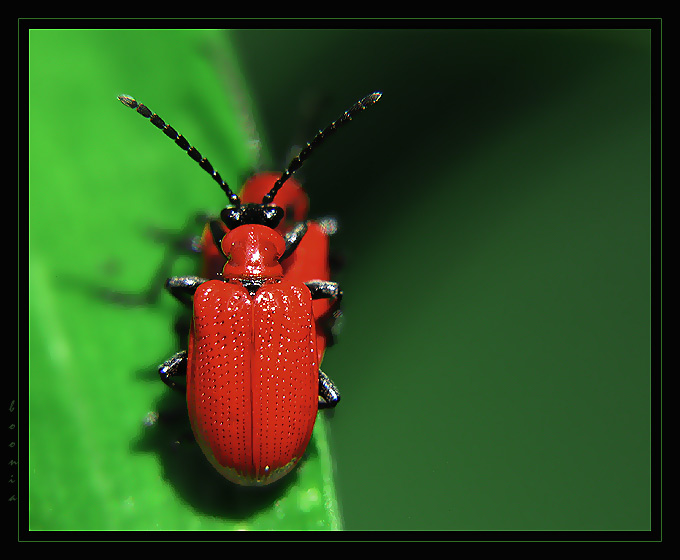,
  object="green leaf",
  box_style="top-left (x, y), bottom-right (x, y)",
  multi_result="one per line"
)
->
top-left (28, 29), bottom-right (341, 531)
